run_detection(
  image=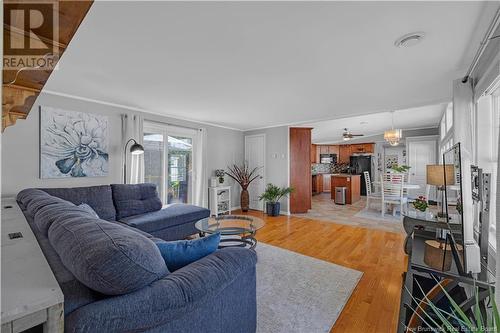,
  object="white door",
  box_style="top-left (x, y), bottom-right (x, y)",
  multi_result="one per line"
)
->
top-left (407, 137), bottom-right (437, 198)
top-left (245, 134), bottom-right (266, 211)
